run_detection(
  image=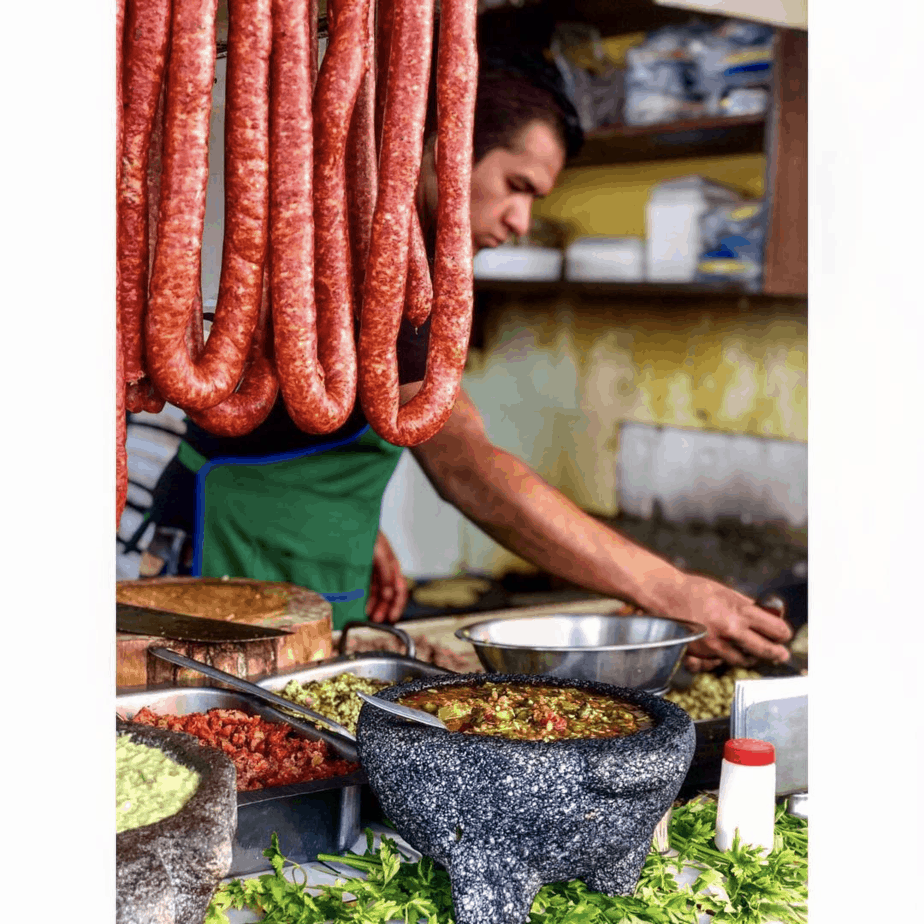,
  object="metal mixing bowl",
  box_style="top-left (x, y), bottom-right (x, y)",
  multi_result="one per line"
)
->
top-left (455, 613), bottom-right (707, 694)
